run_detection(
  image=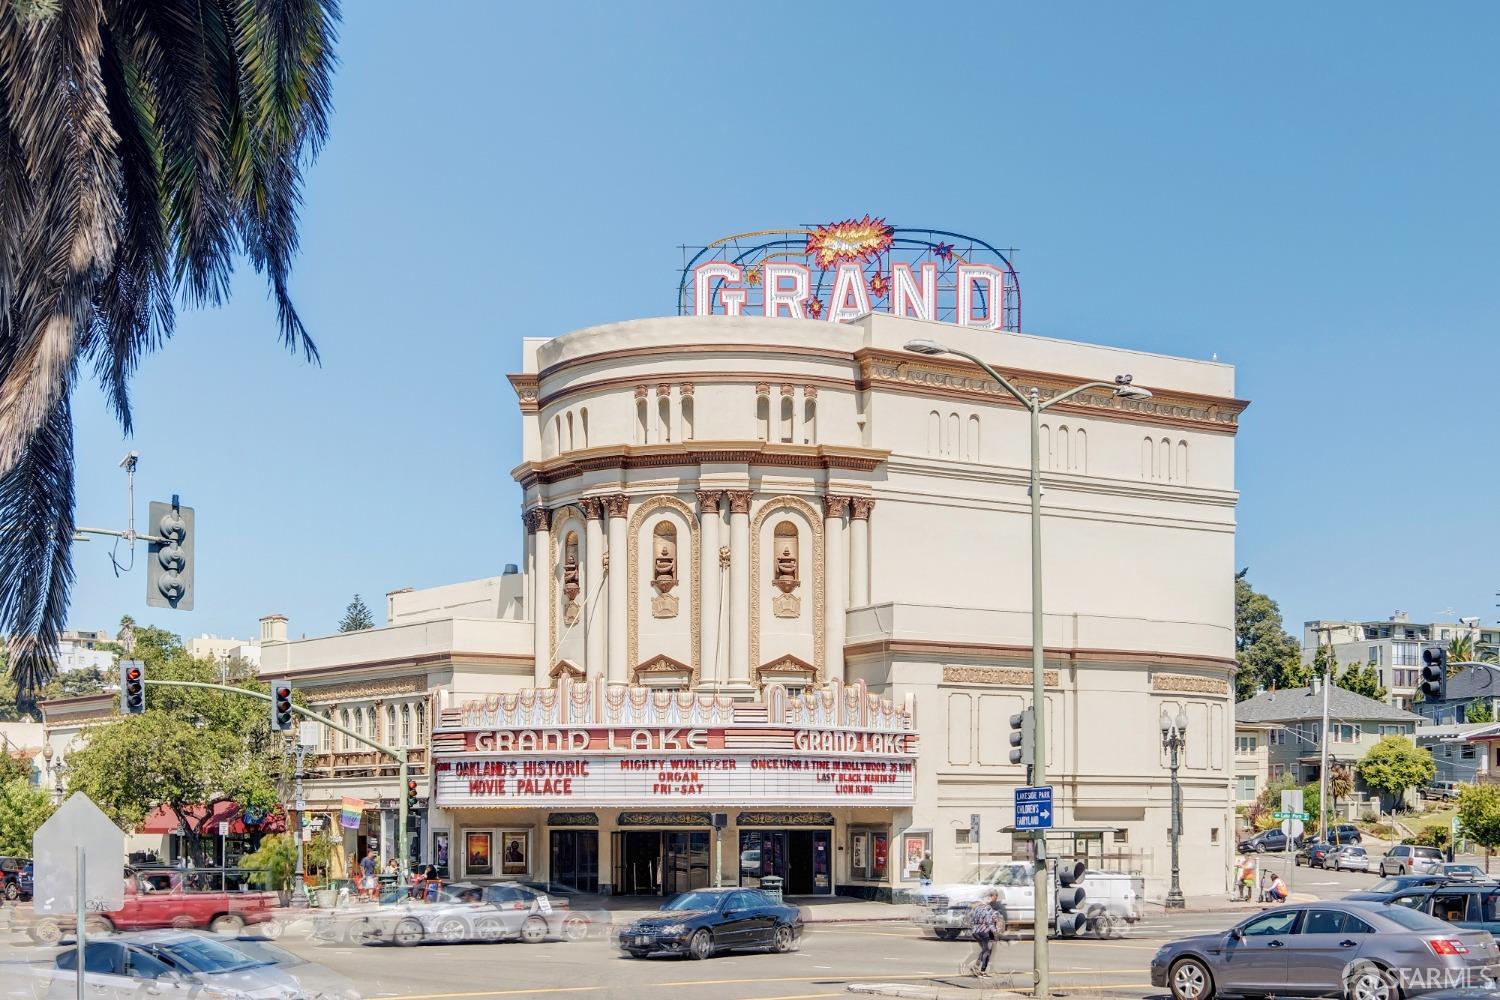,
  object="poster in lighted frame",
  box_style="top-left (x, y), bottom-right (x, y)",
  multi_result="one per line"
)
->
top-left (465, 831), bottom-right (493, 876)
